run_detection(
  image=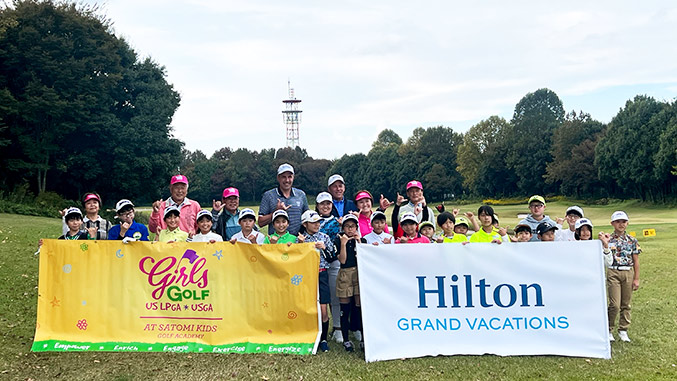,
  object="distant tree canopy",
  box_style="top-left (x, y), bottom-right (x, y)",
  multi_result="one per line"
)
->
top-left (0, 0), bottom-right (182, 203)
top-left (1, 2), bottom-right (676, 207)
